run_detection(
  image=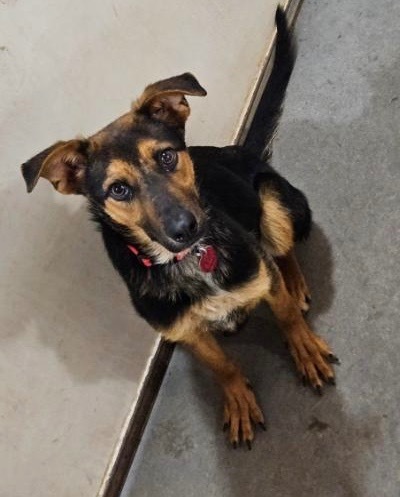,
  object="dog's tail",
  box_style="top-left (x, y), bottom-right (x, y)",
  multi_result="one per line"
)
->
top-left (243, 6), bottom-right (296, 160)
